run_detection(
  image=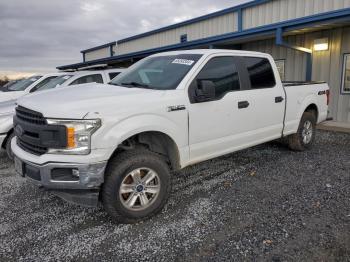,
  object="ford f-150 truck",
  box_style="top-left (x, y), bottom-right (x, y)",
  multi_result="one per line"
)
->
top-left (12, 50), bottom-right (329, 223)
